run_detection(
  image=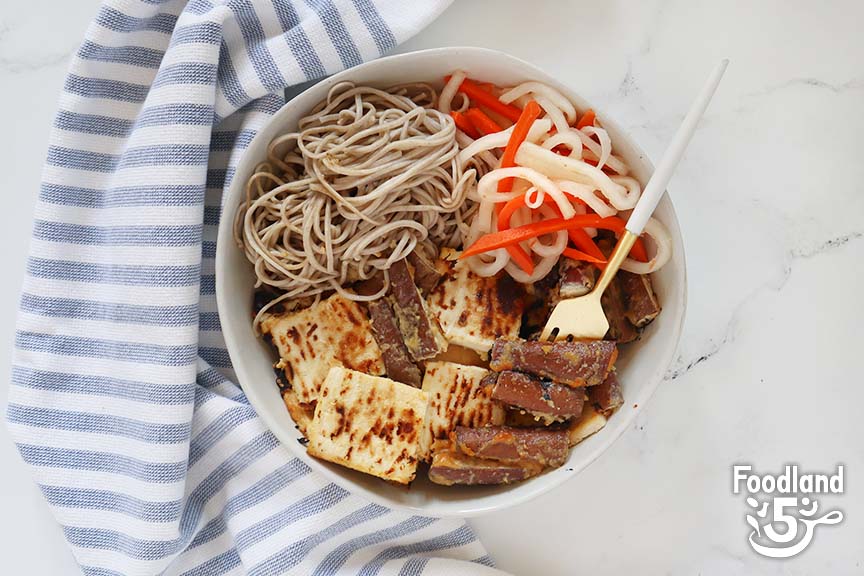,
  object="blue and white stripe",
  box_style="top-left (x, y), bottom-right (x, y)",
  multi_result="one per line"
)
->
top-left (6, 0), bottom-right (507, 574)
